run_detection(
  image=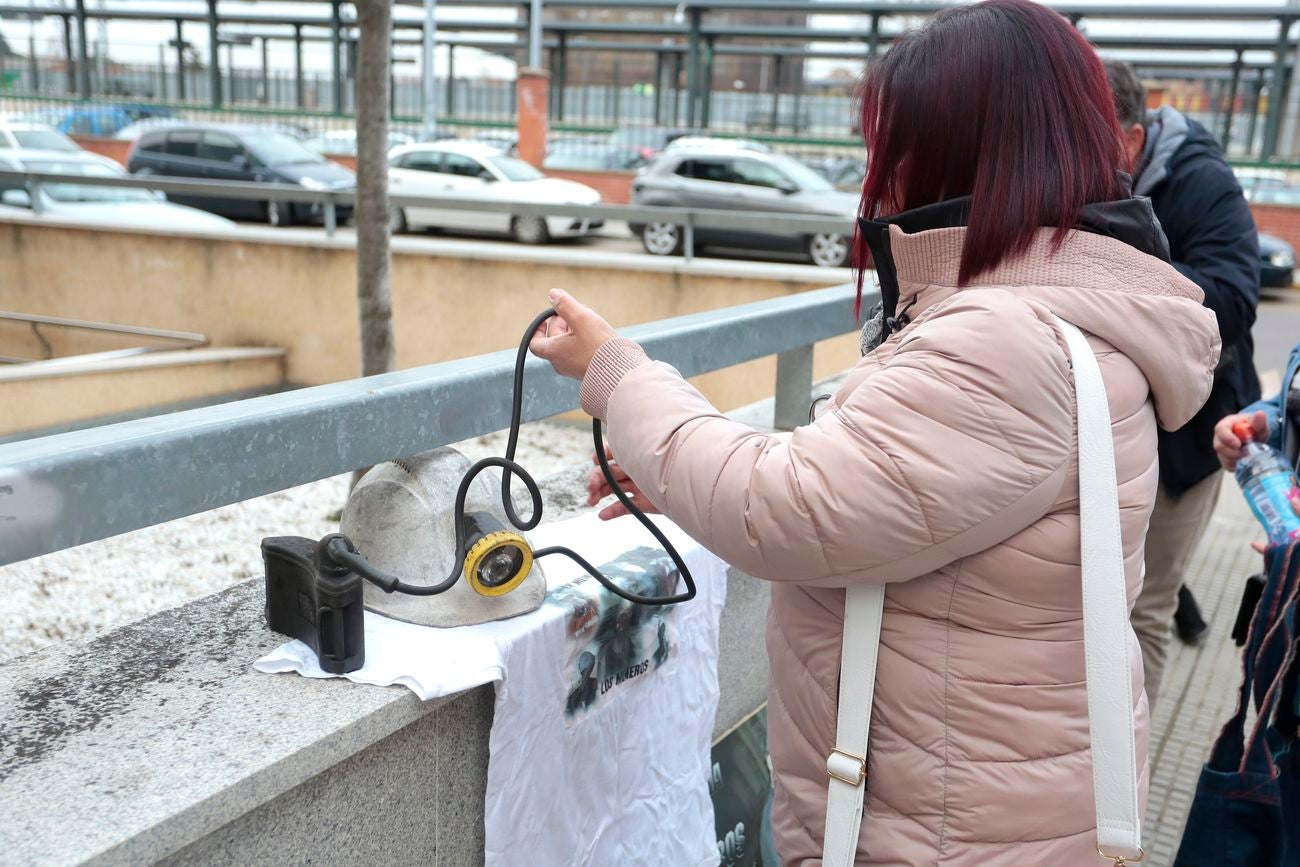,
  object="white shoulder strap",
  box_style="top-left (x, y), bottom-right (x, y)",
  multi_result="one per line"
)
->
top-left (822, 316), bottom-right (1143, 866)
